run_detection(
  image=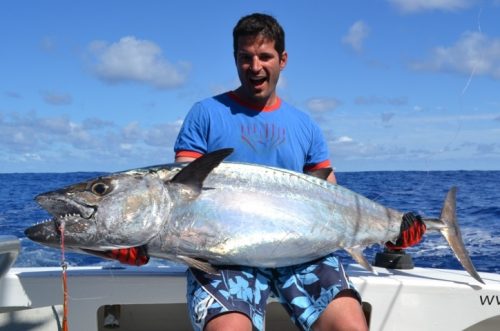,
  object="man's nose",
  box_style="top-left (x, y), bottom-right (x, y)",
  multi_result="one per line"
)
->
top-left (250, 57), bottom-right (262, 72)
